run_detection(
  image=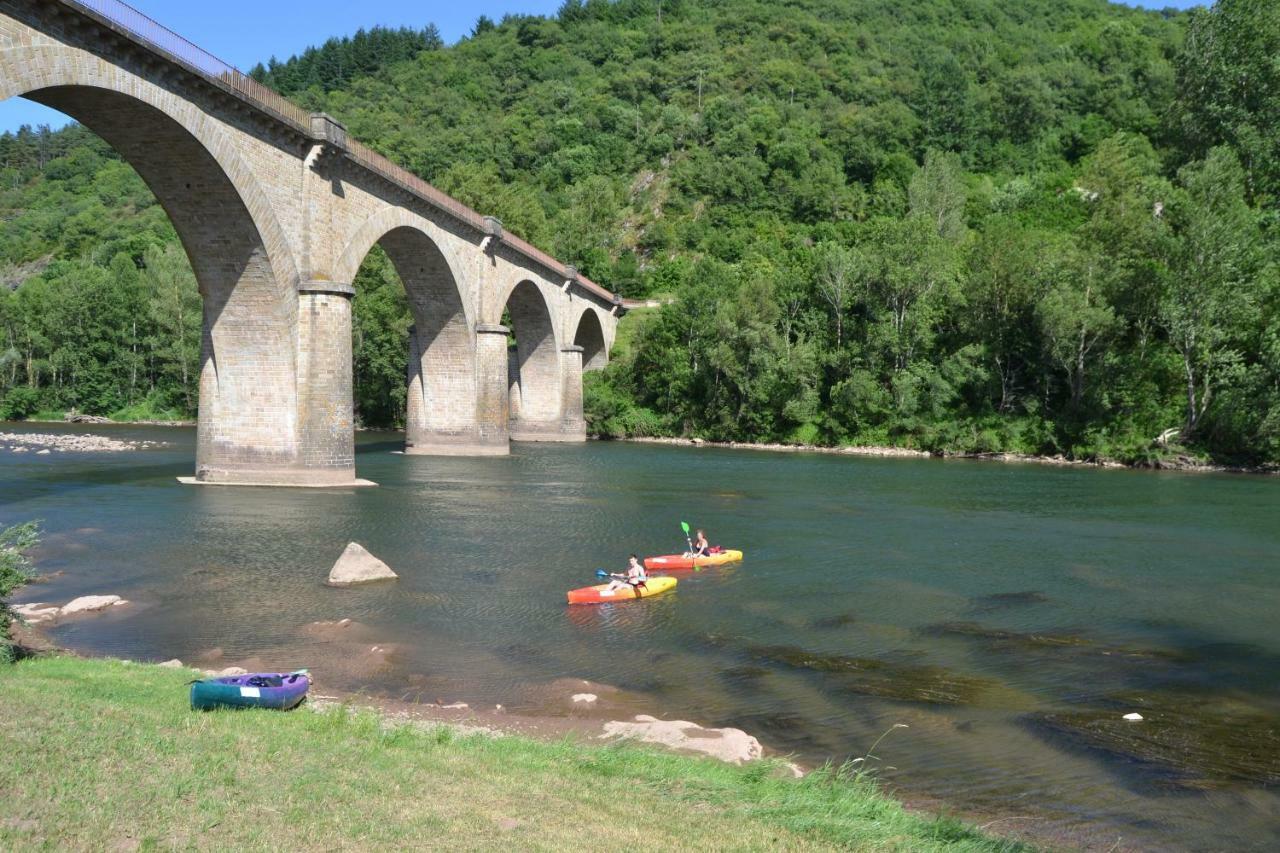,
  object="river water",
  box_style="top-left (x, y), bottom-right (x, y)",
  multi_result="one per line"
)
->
top-left (3, 424), bottom-right (1278, 850)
